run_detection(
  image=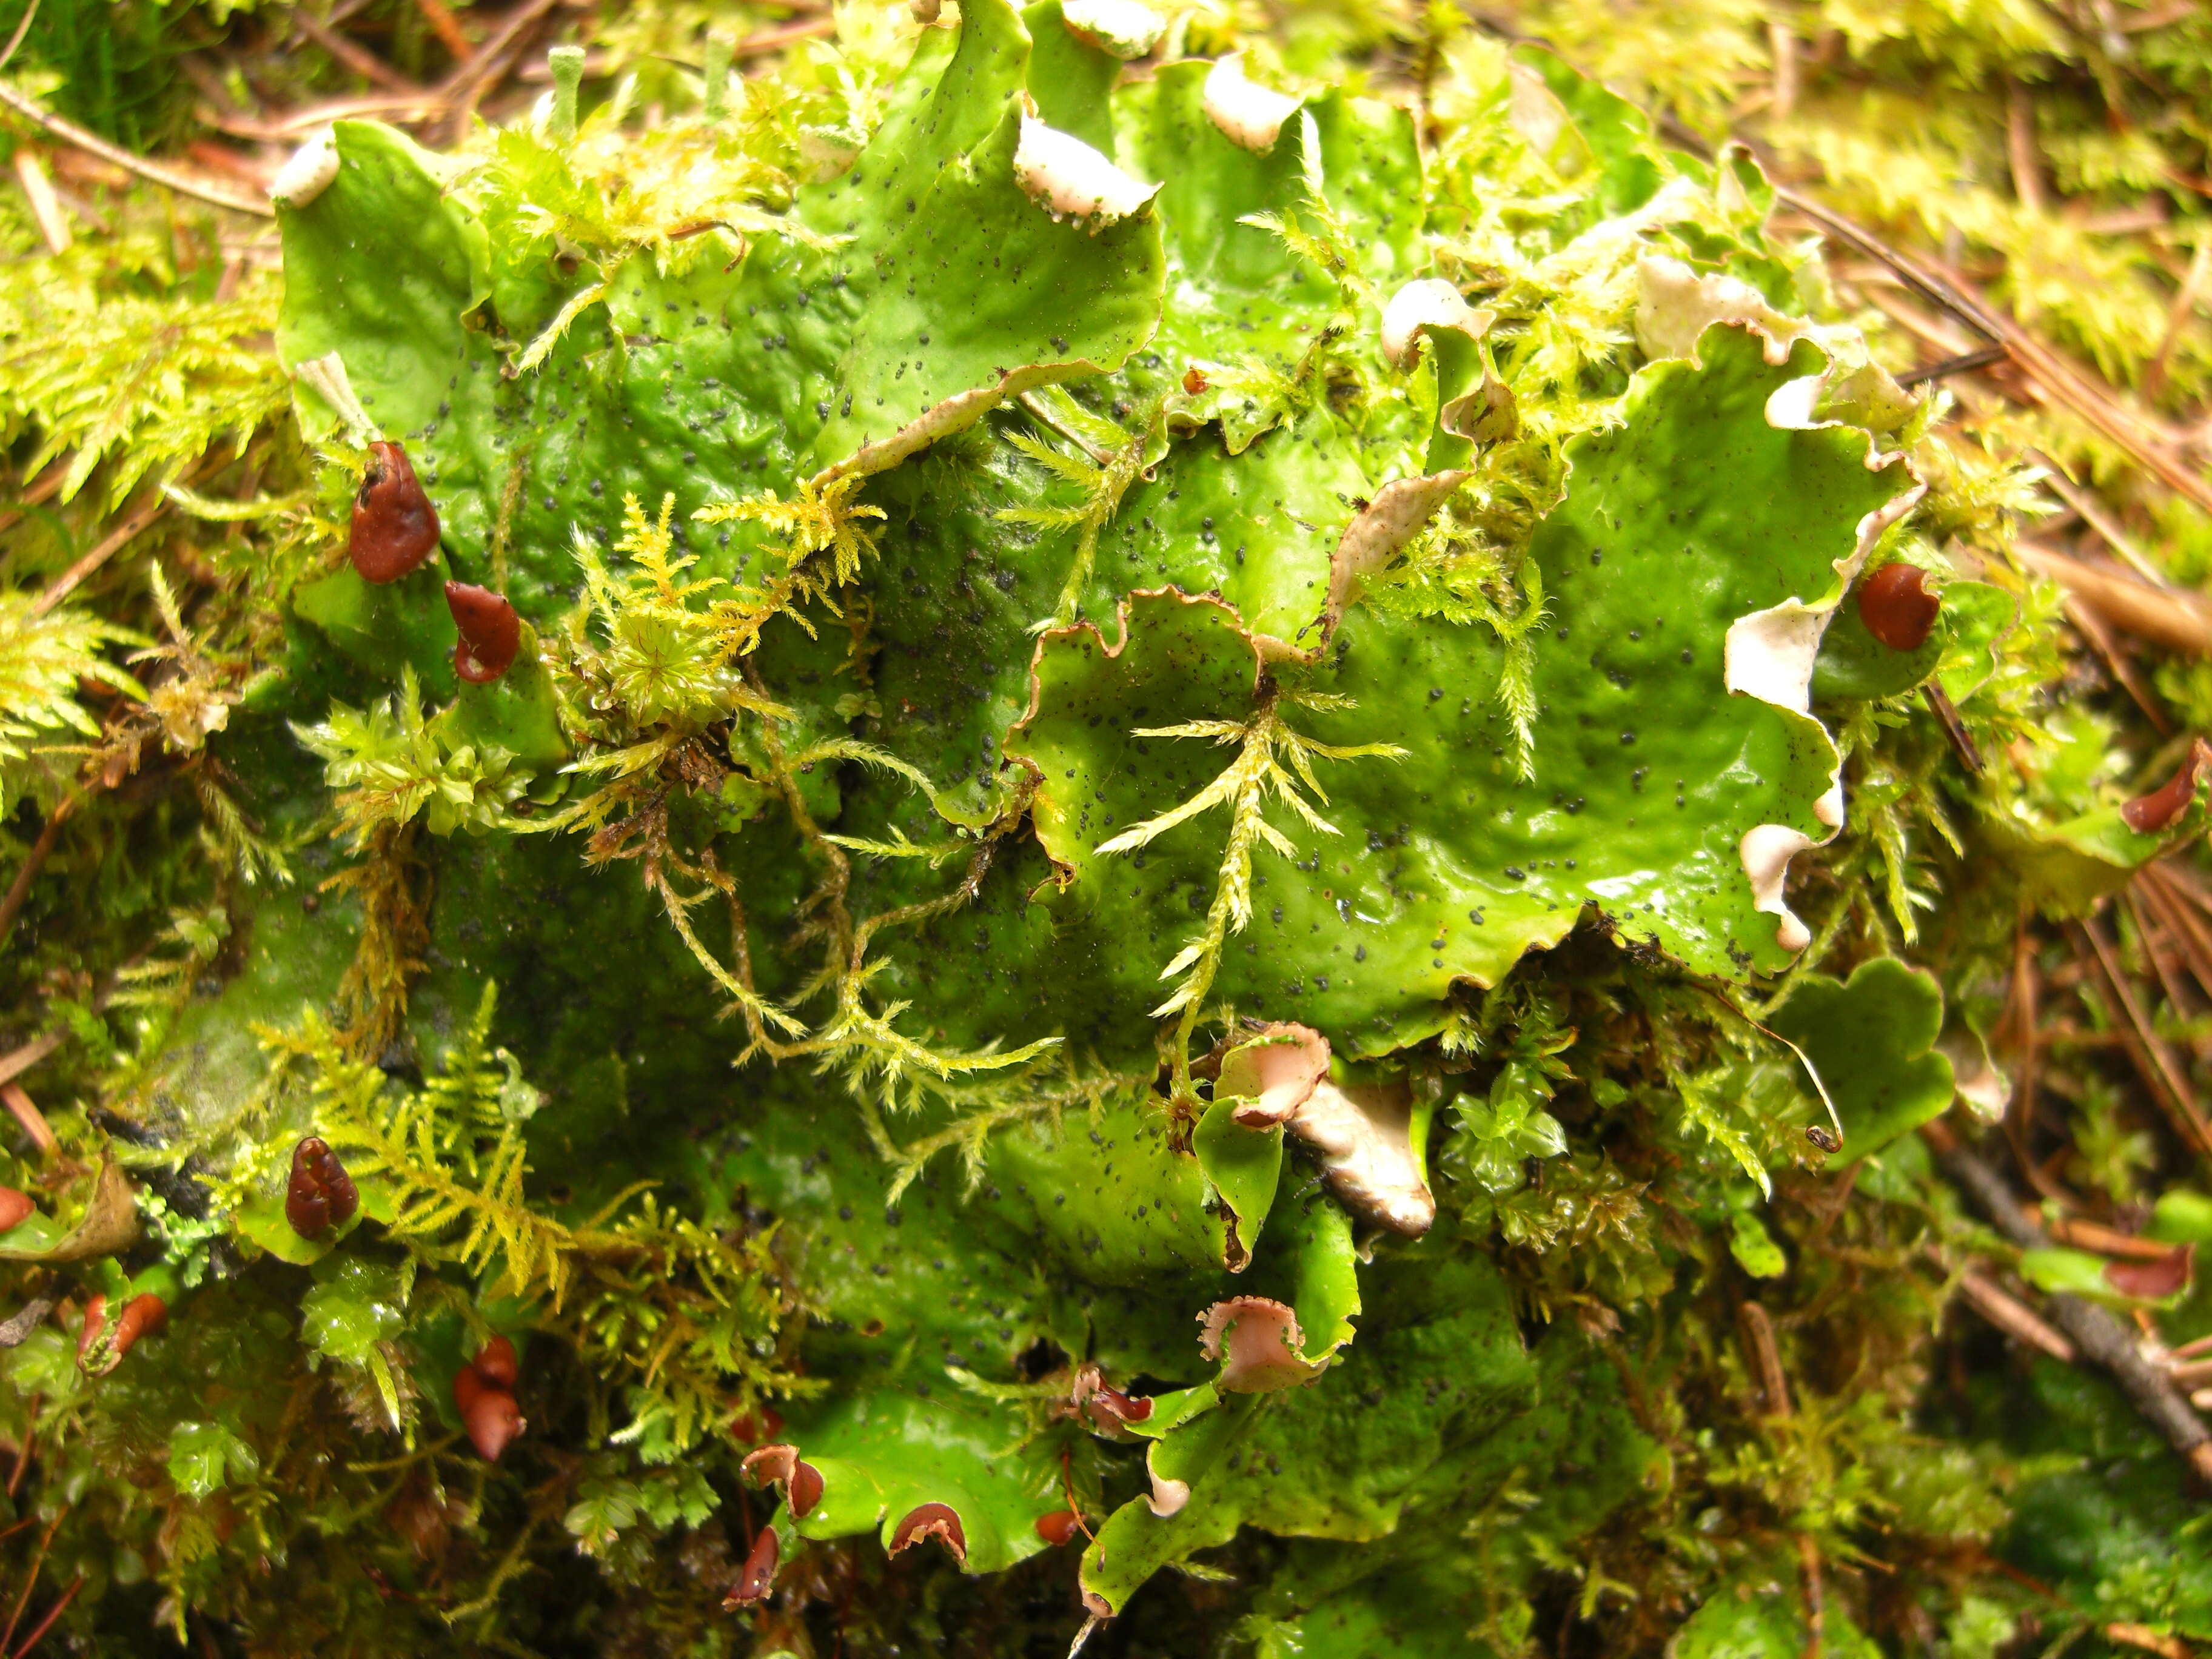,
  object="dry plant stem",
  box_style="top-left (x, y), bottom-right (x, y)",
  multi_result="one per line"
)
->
top-left (0, 1034), bottom-right (62, 1094)
top-left (414, 0), bottom-right (477, 64)
top-left (2062, 589), bottom-right (2173, 733)
top-left (0, 464), bottom-right (67, 538)
top-left (2042, 1212), bottom-right (2189, 1262)
top-left (0, 1084), bottom-right (55, 1158)
top-left (731, 18), bottom-right (839, 56)
top-left (2028, 452), bottom-right (2168, 588)
top-left (2005, 78), bottom-right (2046, 214)
top-left (2105, 1623), bottom-right (2192, 1659)
top-left (2070, 917), bottom-right (2211, 1155)
top-left (0, 794), bottom-right (79, 953)
top-left (0, 82), bottom-right (272, 216)
top-left (2000, 919), bottom-right (2070, 1201)
top-left (1897, 343), bottom-right (2007, 385)
top-left (1922, 682), bottom-right (1984, 773)
top-left (2138, 865), bottom-right (2212, 1002)
top-left (1795, 1533), bottom-right (1825, 1659)
top-left (8, 1575), bottom-right (81, 1658)
top-left (1737, 1301), bottom-right (1792, 1416)
top-left (201, 92), bottom-right (449, 142)
top-left (289, 7), bottom-right (420, 92)
top-left (2125, 889), bottom-right (2199, 1027)
top-left (1932, 1130), bottom-right (2212, 1483)
top-left (437, 0), bottom-right (561, 139)
top-left (2019, 545), bottom-right (2212, 657)
top-left (1768, 22), bottom-right (1797, 119)
top-left (1957, 1268), bottom-right (2077, 1361)
top-left (4, 1396), bottom-right (33, 1496)
top-left (30, 495), bottom-right (169, 617)
top-left (2143, 237), bottom-right (2211, 401)
top-left (10, 151), bottom-right (67, 255)
top-left (0, 1511), bottom-right (59, 1650)
top-left (1771, 185), bottom-right (2212, 517)
top-left (0, 1304), bottom-right (50, 1351)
